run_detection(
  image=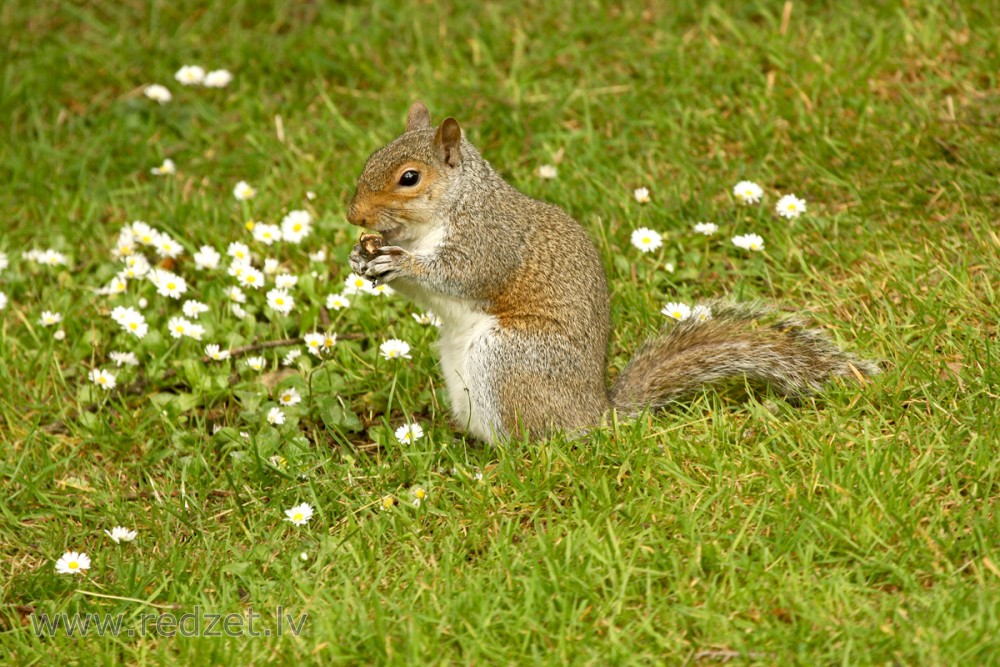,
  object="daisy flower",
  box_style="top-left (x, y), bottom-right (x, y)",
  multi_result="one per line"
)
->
top-left (175, 65), bottom-right (205, 85)
top-left (112, 307), bottom-right (148, 339)
top-left (413, 311), bottom-right (442, 326)
top-left (343, 273), bottom-right (373, 295)
top-left (105, 526), bottom-right (137, 543)
top-left (630, 227), bottom-right (663, 253)
top-left (732, 233), bottom-right (765, 252)
top-left (395, 422), bottom-right (424, 444)
top-left (0, 292), bottom-right (8, 311)
top-left (633, 187), bottom-right (651, 204)
top-left (691, 304), bottom-right (713, 322)
top-left (233, 181), bottom-right (256, 201)
top-left (266, 407), bottom-right (286, 425)
top-left (149, 269), bottom-right (187, 298)
top-left (131, 221), bottom-right (158, 246)
top-left (0, 251), bottom-right (8, 272)
top-left (110, 351), bottom-right (139, 367)
top-left (538, 164), bottom-right (558, 179)
top-left (238, 267), bottom-right (265, 290)
top-left (112, 232), bottom-right (135, 258)
top-left (97, 275), bottom-right (128, 296)
top-left (409, 485), bottom-right (428, 507)
top-left (53, 329), bottom-right (66, 341)
top-left (55, 551), bottom-right (91, 575)
top-left (280, 210), bottom-right (313, 244)
top-left (39, 311), bottom-right (62, 326)
top-left (203, 69), bottom-right (233, 88)
top-left (303, 332), bottom-right (325, 357)
top-left (277, 387), bottom-right (302, 407)
top-left (167, 316), bottom-right (198, 339)
top-left (326, 292), bottom-right (350, 310)
top-left (775, 194), bottom-right (807, 219)
top-left (246, 356), bottom-right (266, 371)
top-left (283, 349), bottom-right (302, 366)
top-left (309, 249), bottom-right (327, 263)
top-left (227, 241), bottom-right (251, 262)
top-left (231, 303), bottom-right (249, 319)
top-left (120, 254), bottom-right (150, 278)
top-left (263, 258), bottom-right (280, 275)
top-left (252, 223), bottom-right (282, 245)
top-left (380, 339), bottom-right (411, 360)
top-left (380, 495), bottom-right (397, 511)
top-left (664, 262), bottom-right (675, 273)
top-left (733, 180), bottom-right (764, 205)
top-left (205, 344), bottom-right (231, 361)
top-left (226, 286), bottom-right (247, 303)
top-left (275, 273), bottom-right (298, 289)
top-left (89, 368), bottom-right (117, 390)
top-left (661, 302), bottom-right (692, 321)
top-left (369, 283), bottom-right (394, 297)
top-left (150, 159), bottom-right (176, 176)
top-left (182, 300), bottom-right (209, 319)
top-left (193, 245), bottom-right (221, 270)
top-left (28, 249), bottom-right (68, 266)
top-left (284, 502), bottom-right (313, 526)
top-left (693, 222), bottom-right (718, 235)
top-left (321, 332), bottom-right (337, 352)
top-left (266, 288), bottom-right (294, 315)
top-left (306, 191), bottom-right (317, 201)
top-left (144, 84), bottom-right (171, 104)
